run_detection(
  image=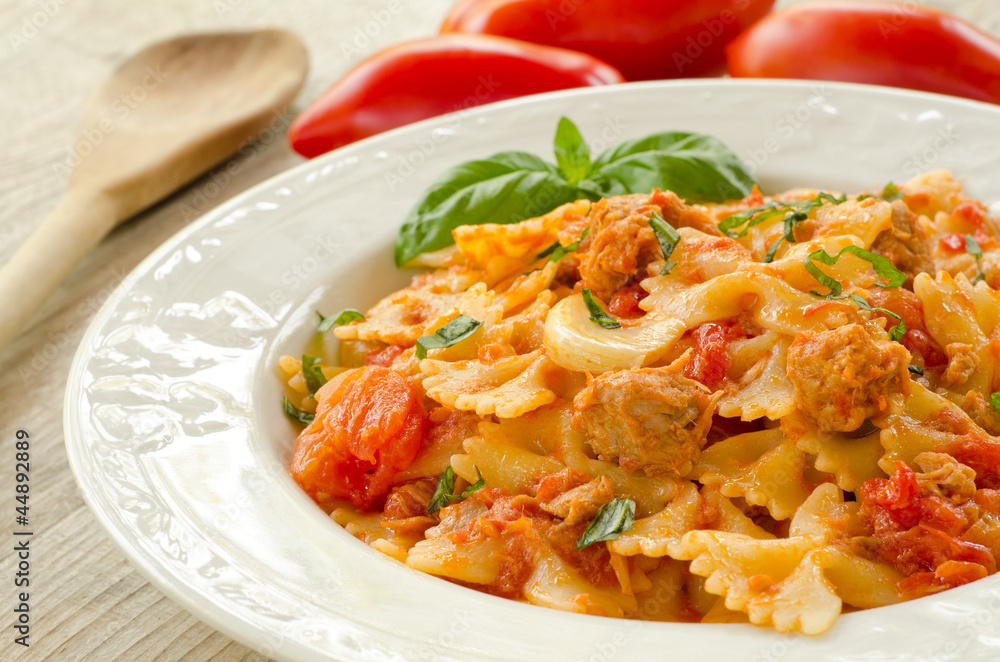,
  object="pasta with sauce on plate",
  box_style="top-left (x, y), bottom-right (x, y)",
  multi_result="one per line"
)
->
top-left (280, 169), bottom-right (1000, 634)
